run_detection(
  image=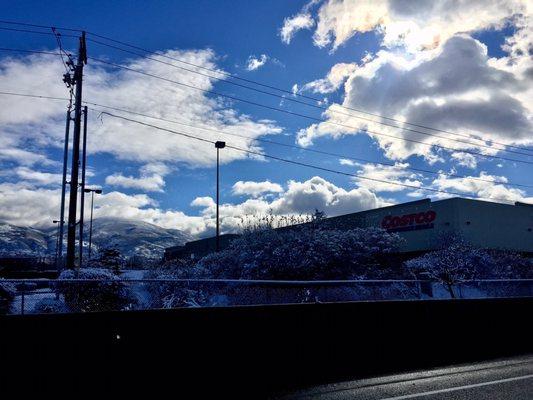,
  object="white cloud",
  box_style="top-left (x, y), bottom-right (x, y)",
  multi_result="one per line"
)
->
top-left (14, 167), bottom-right (62, 186)
top-left (191, 176), bottom-right (391, 234)
top-left (246, 54), bottom-right (269, 71)
top-left (105, 173), bottom-right (165, 192)
top-left (3, 172), bottom-right (531, 237)
top-left (270, 176), bottom-right (390, 215)
top-left (232, 180), bottom-right (283, 197)
top-left (296, 34), bottom-right (533, 161)
top-left (0, 176), bottom-right (390, 237)
top-left (299, 62), bottom-right (357, 94)
top-left (0, 49), bottom-right (282, 171)
top-left (352, 162), bottom-right (424, 192)
top-left (105, 162), bottom-right (171, 192)
top-left (451, 152), bottom-right (478, 169)
top-left (280, 13), bottom-right (315, 44)
top-left (430, 172), bottom-right (532, 203)
top-left (306, 0), bottom-right (528, 52)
